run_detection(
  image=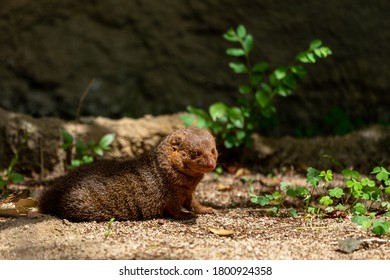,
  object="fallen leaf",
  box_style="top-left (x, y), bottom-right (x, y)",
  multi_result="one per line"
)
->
top-left (15, 198), bottom-right (38, 208)
top-left (0, 208), bottom-right (20, 218)
top-left (234, 168), bottom-right (251, 178)
top-left (217, 183), bottom-right (232, 192)
top-left (208, 227), bottom-right (234, 237)
top-left (325, 210), bottom-right (347, 219)
top-left (0, 198), bottom-right (39, 218)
